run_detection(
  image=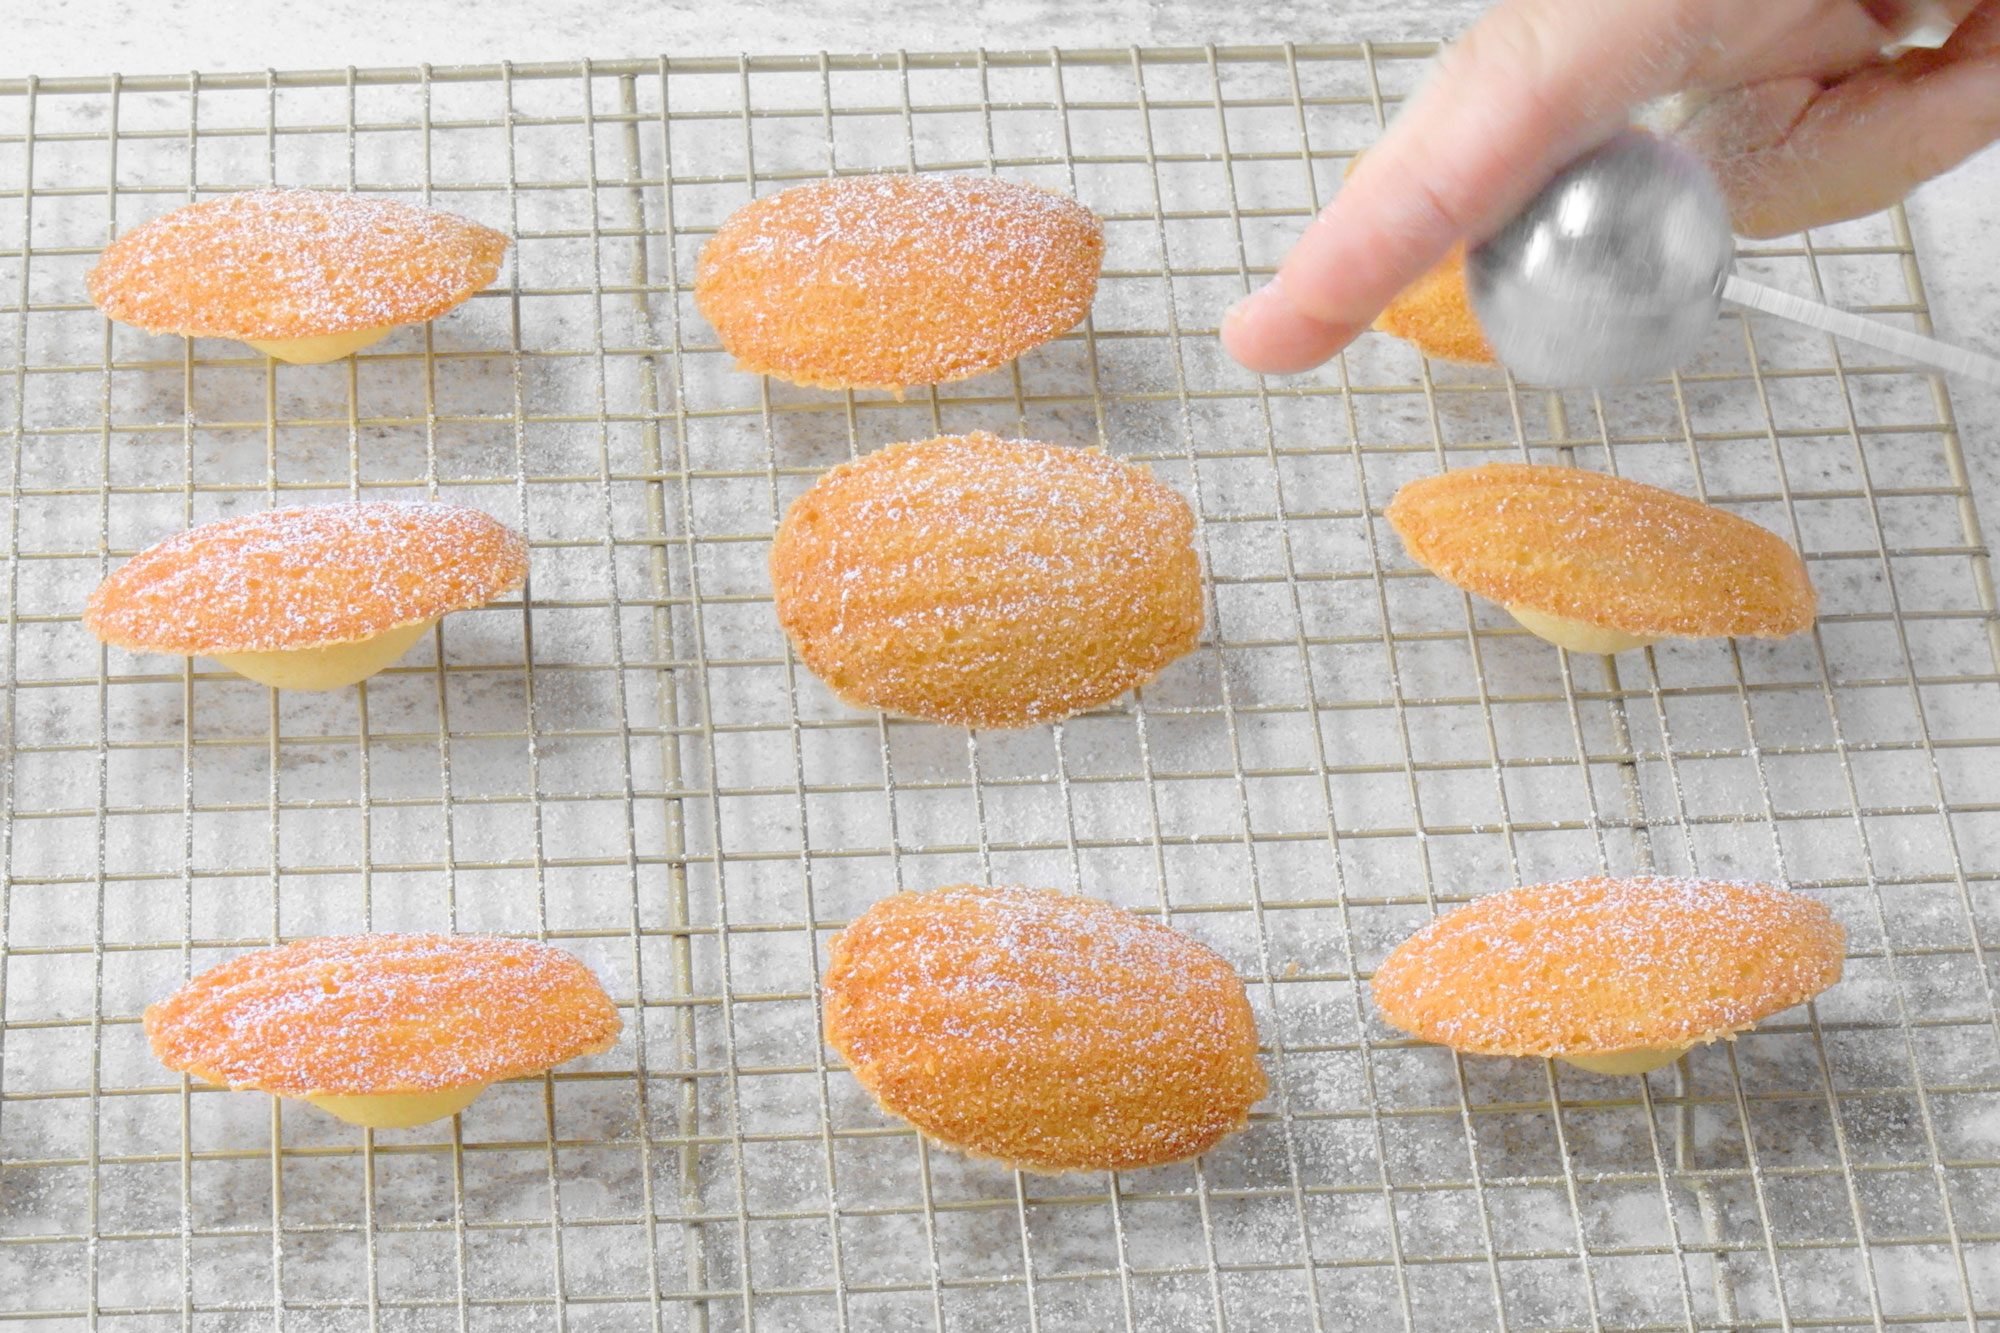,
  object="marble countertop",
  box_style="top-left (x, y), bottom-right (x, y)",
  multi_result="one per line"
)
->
top-left (10, 0), bottom-right (1994, 505)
